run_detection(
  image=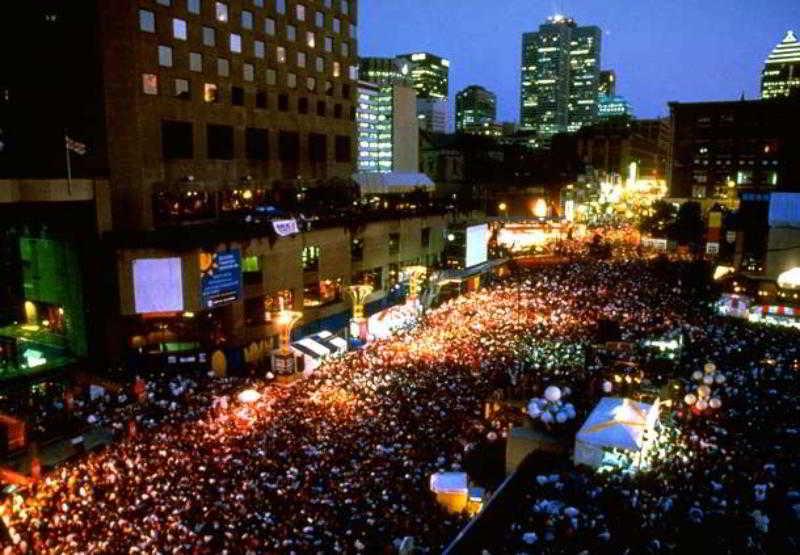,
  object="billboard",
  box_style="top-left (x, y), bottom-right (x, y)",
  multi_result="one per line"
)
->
top-left (133, 258), bottom-right (184, 314)
top-left (200, 250), bottom-right (242, 309)
top-left (465, 224), bottom-right (489, 268)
